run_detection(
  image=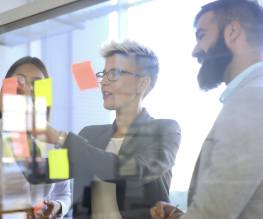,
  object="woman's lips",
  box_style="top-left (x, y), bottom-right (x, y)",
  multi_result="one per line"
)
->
top-left (103, 92), bottom-right (112, 99)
